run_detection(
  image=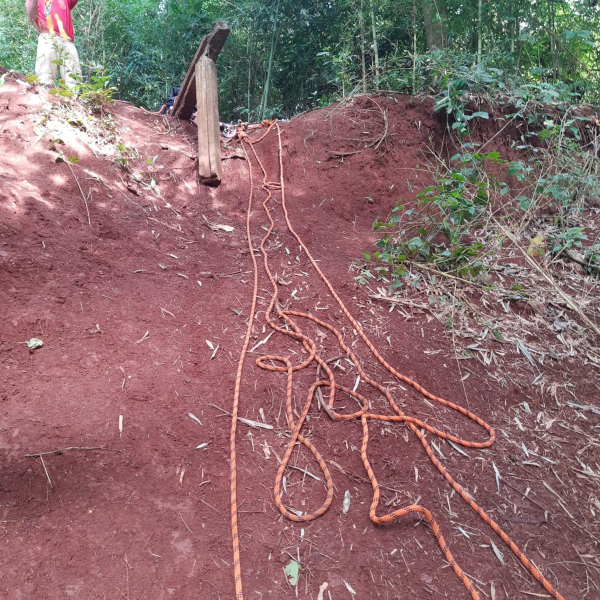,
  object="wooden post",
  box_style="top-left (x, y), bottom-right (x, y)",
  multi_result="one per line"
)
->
top-left (171, 21), bottom-right (230, 187)
top-left (195, 56), bottom-right (222, 186)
